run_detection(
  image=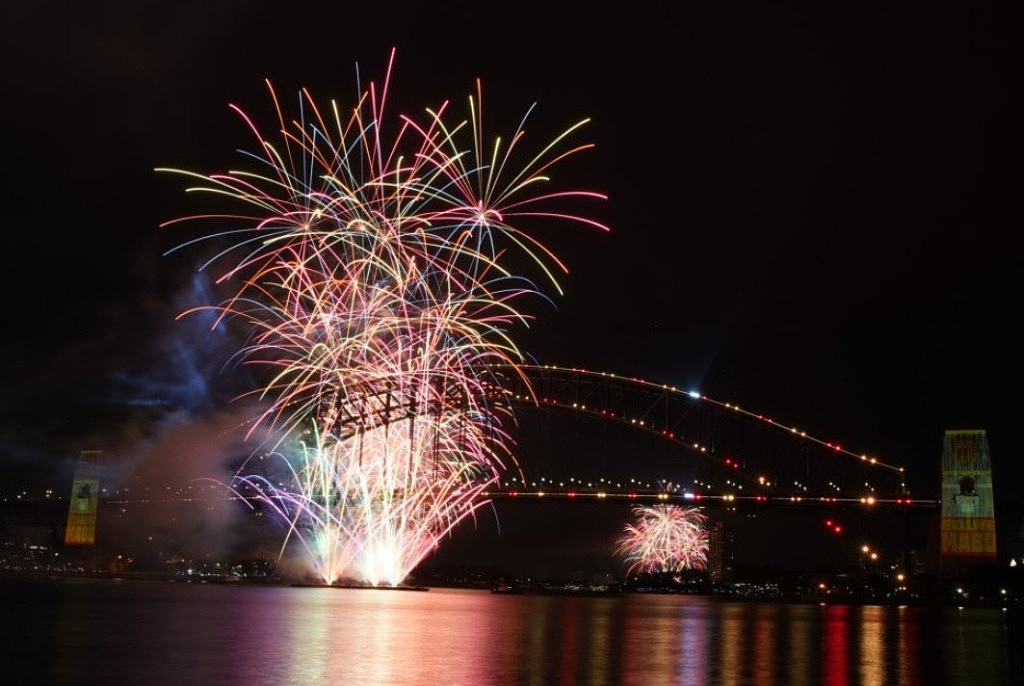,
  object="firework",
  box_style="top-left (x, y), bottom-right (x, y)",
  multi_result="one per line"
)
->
top-left (616, 505), bottom-right (709, 576)
top-left (159, 48), bottom-right (607, 585)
